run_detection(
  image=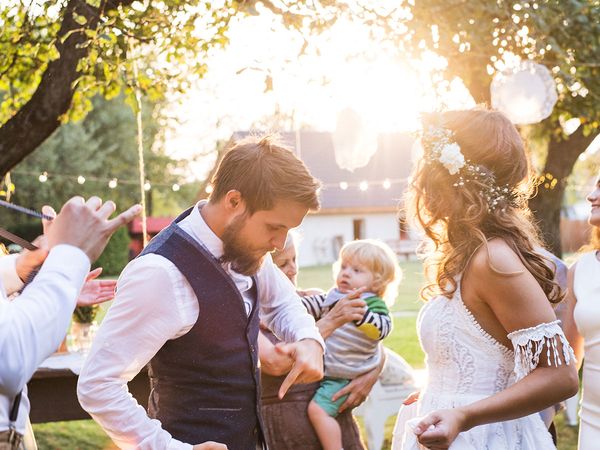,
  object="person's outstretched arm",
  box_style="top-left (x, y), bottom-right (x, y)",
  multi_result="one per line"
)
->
top-left (0, 245), bottom-right (89, 396)
top-left (0, 196), bottom-right (140, 397)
